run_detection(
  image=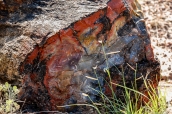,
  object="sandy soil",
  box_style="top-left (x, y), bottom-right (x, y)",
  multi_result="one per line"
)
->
top-left (140, 0), bottom-right (172, 78)
top-left (140, 0), bottom-right (172, 113)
